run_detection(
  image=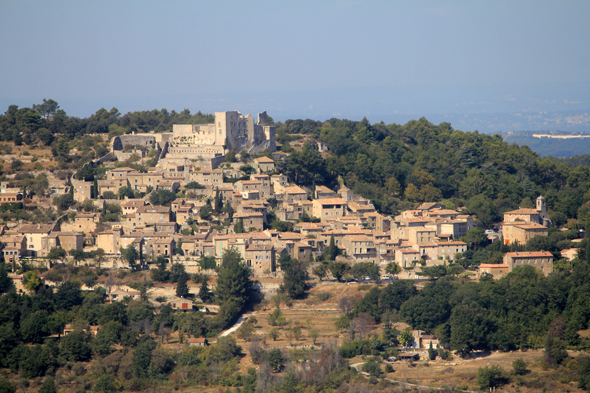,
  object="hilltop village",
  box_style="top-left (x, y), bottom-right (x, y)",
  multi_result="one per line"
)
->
top-left (1, 107), bottom-right (589, 393)
top-left (1, 111), bottom-right (564, 284)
